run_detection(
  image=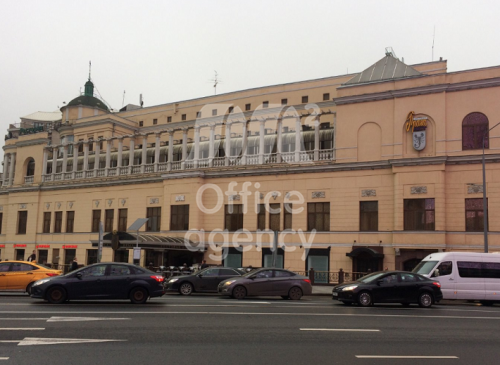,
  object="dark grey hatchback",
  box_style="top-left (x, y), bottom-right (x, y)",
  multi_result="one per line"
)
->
top-left (30, 263), bottom-right (165, 304)
top-left (332, 271), bottom-right (443, 308)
